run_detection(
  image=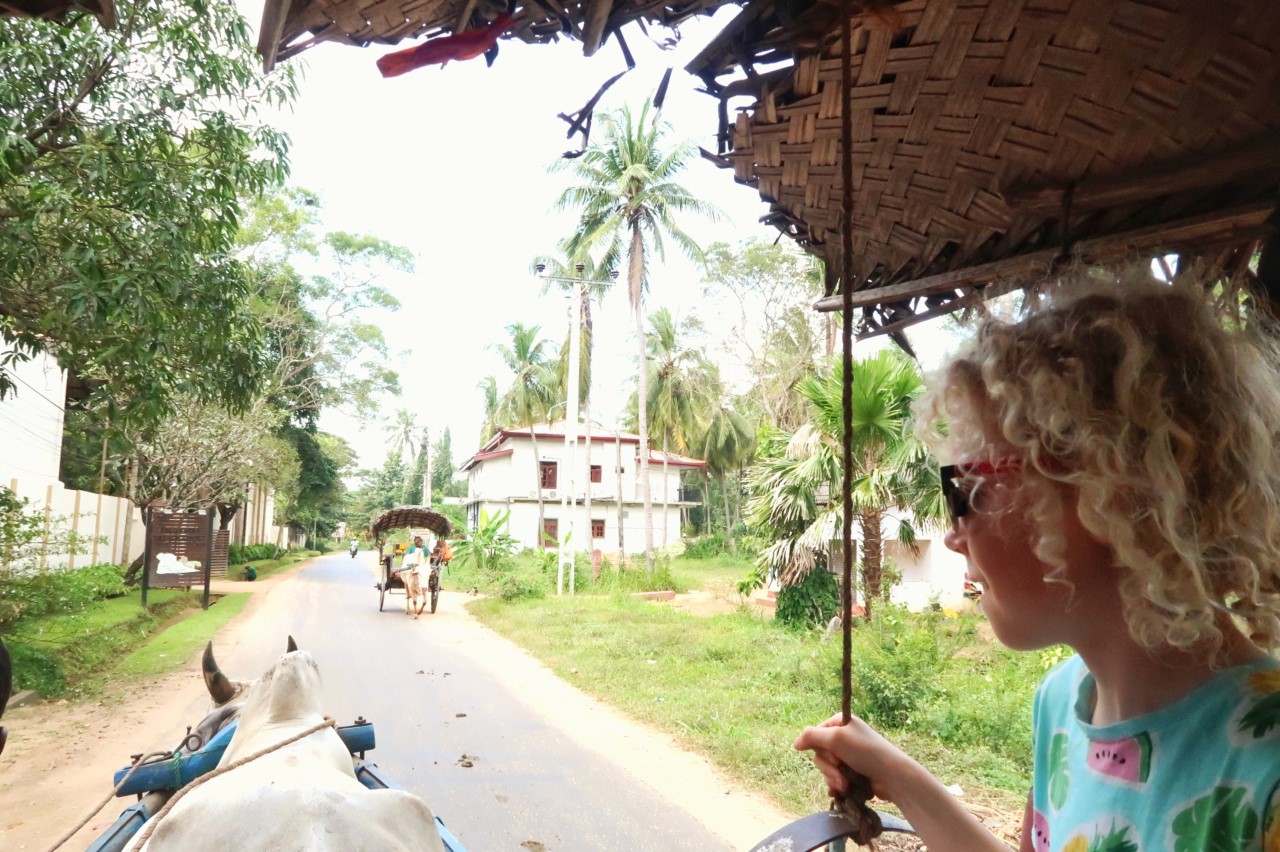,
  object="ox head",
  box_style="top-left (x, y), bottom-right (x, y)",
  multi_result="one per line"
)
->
top-left (188, 635), bottom-right (299, 751)
top-left (234, 642), bottom-right (325, 732)
top-left (0, 636), bottom-right (11, 757)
